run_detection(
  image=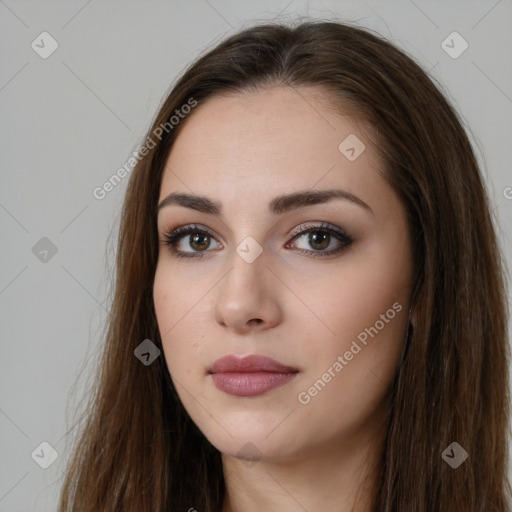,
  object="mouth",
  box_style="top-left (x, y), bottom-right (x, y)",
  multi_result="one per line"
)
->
top-left (208, 354), bottom-right (299, 397)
